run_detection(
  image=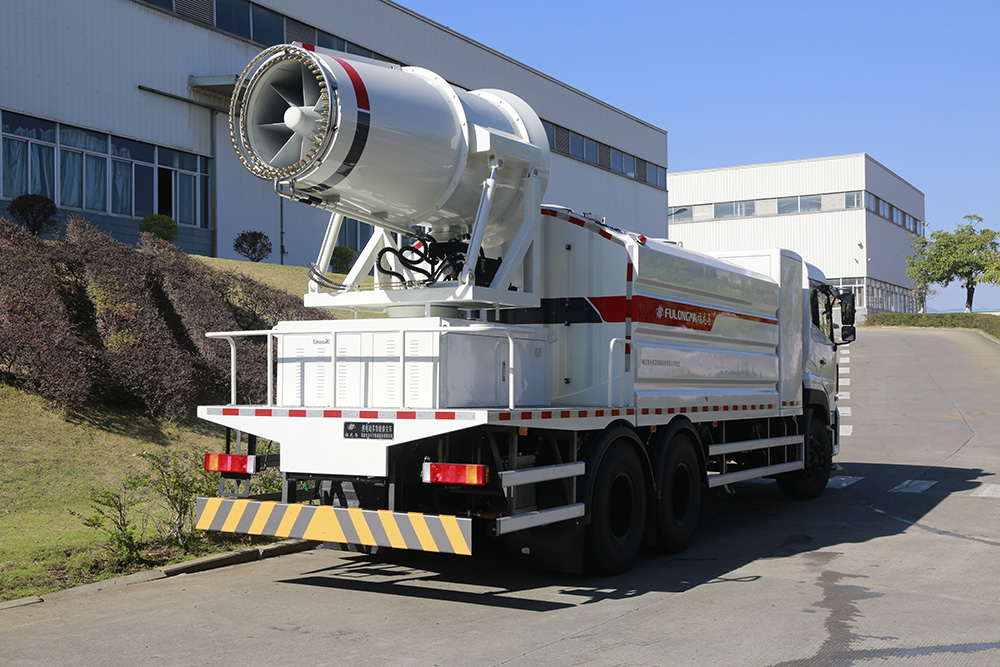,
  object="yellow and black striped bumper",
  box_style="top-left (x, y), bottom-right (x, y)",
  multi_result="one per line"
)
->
top-left (195, 497), bottom-right (472, 555)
